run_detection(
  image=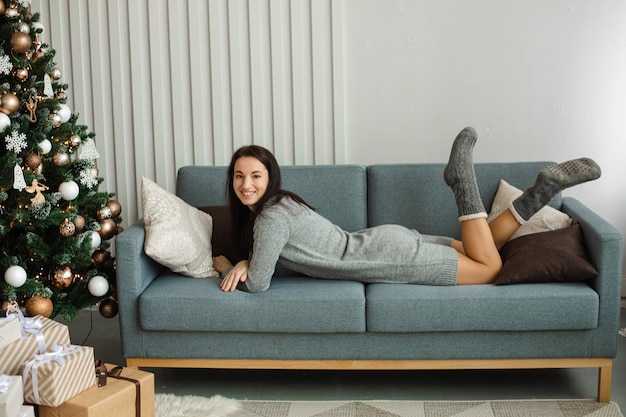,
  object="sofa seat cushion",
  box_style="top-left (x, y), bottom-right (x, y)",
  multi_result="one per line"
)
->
top-left (139, 274), bottom-right (366, 333)
top-left (366, 282), bottom-right (598, 332)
